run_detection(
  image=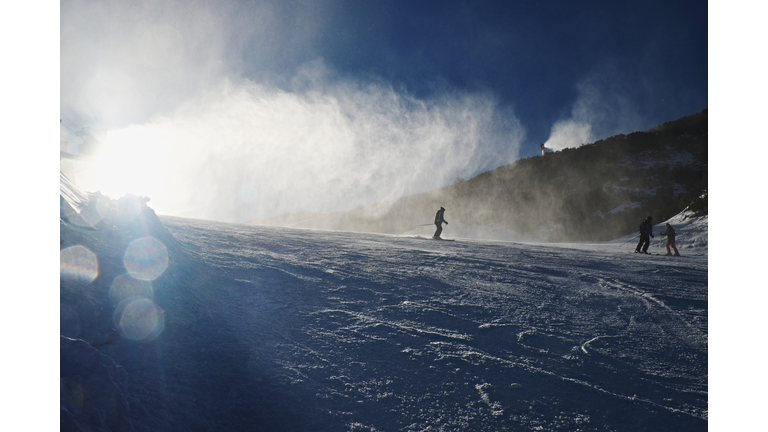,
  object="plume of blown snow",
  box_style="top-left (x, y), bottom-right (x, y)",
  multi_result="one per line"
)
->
top-left (543, 63), bottom-right (650, 151)
top-left (74, 66), bottom-right (524, 223)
